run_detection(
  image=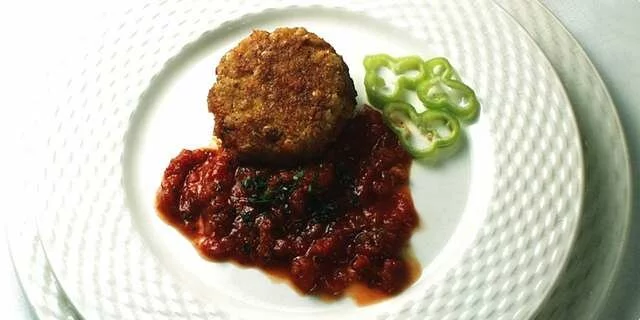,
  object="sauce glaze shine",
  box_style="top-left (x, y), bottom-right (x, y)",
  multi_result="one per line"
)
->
top-left (157, 109), bottom-right (419, 299)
